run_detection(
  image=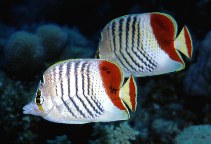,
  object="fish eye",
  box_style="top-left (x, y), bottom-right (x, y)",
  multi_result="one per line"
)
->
top-left (35, 89), bottom-right (45, 113)
top-left (35, 89), bottom-right (44, 104)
